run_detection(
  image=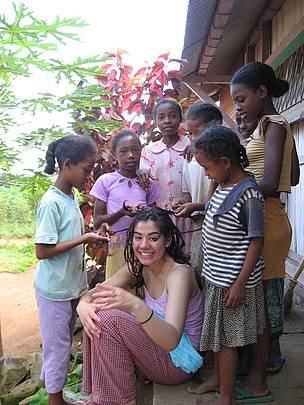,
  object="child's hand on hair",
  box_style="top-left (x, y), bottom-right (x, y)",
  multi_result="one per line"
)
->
top-left (172, 198), bottom-right (187, 211)
top-left (179, 144), bottom-right (194, 162)
top-left (136, 169), bottom-right (155, 191)
top-left (85, 232), bottom-right (109, 244)
top-left (121, 200), bottom-right (137, 217)
top-left (97, 223), bottom-right (112, 240)
top-left (174, 202), bottom-right (194, 217)
top-left (136, 204), bottom-right (149, 212)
